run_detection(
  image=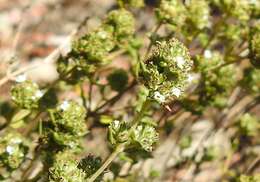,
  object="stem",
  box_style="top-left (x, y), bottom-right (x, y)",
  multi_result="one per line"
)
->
top-left (87, 144), bottom-right (125, 182)
top-left (80, 82), bottom-right (87, 110)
